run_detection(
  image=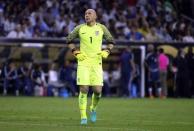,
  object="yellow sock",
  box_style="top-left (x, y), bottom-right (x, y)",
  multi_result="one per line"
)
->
top-left (78, 92), bottom-right (87, 119)
top-left (90, 93), bottom-right (101, 111)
